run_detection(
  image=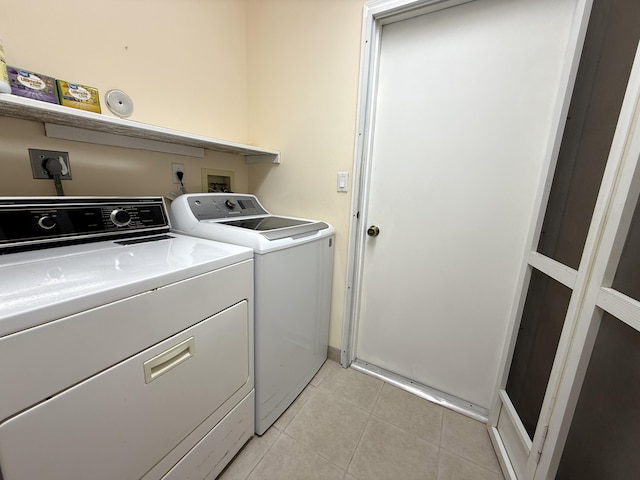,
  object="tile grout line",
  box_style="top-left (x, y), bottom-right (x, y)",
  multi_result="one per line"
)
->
top-left (274, 380), bottom-right (361, 477)
top-left (342, 380), bottom-right (385, 478)
top-left (301, 369), bottom-right (386, 479)
top-left (439, 409), bottom-right (504, 477)
top-left (435, 399), bottom-right (446, 479)
top-left (309, 384), bottom-right (380, 477)
top-left (367, 381), bottom-right (444, 450)
top-left (226, 362), bottom-right (371, 479)
top-left (243, 429), bottom-right (282, 480)
top-left (230, 359), bottom-right (504, 479)
top-left (255, 361), bottom-right (506, 480)
top-left (439, 445), bottom-right (505, 477)
top-left (283, 430), bottom-right (350, 478)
